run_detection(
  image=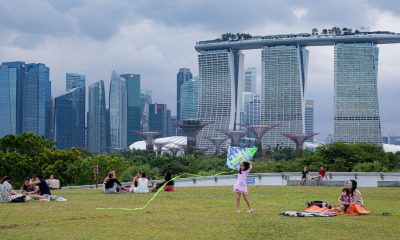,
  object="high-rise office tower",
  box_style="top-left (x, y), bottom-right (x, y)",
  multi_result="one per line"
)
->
top-left (109, 71), bottom-right (127, 149)
top-left (149, 103), bottom-right (168, 137)
top-left (241, 92), bottom-right (260, 126)
top-left (305, 100), bottom-right (314, 143)
top-left (88, 80), bottom-right (108, 153)
top-left (140, 89), bottom-right (152, 131)
top-left (24, 63), bottom-right (52, 137)
top-left (121, 74), bottom-right (141, 145)
top-left (176, 68), bottom-right (193, 121)
top-left (180, 76), bottom-right (199, 121)
top-left (0, 64), bottom-right (17, 137)
top-left (54, 87), bottom-right (86, 149)
top-left (334, 43), bottom-right (382, 144)
top-left (197, 50), bottom-right (244, 147)
top-left (261, 45), bottom-right (308, 148)
top-left (1, 61), bottom-right (25, 135)
top-left (65, 73), bottom-right (86, 144)
top-left (244, 67), bottom-right (256, 93)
